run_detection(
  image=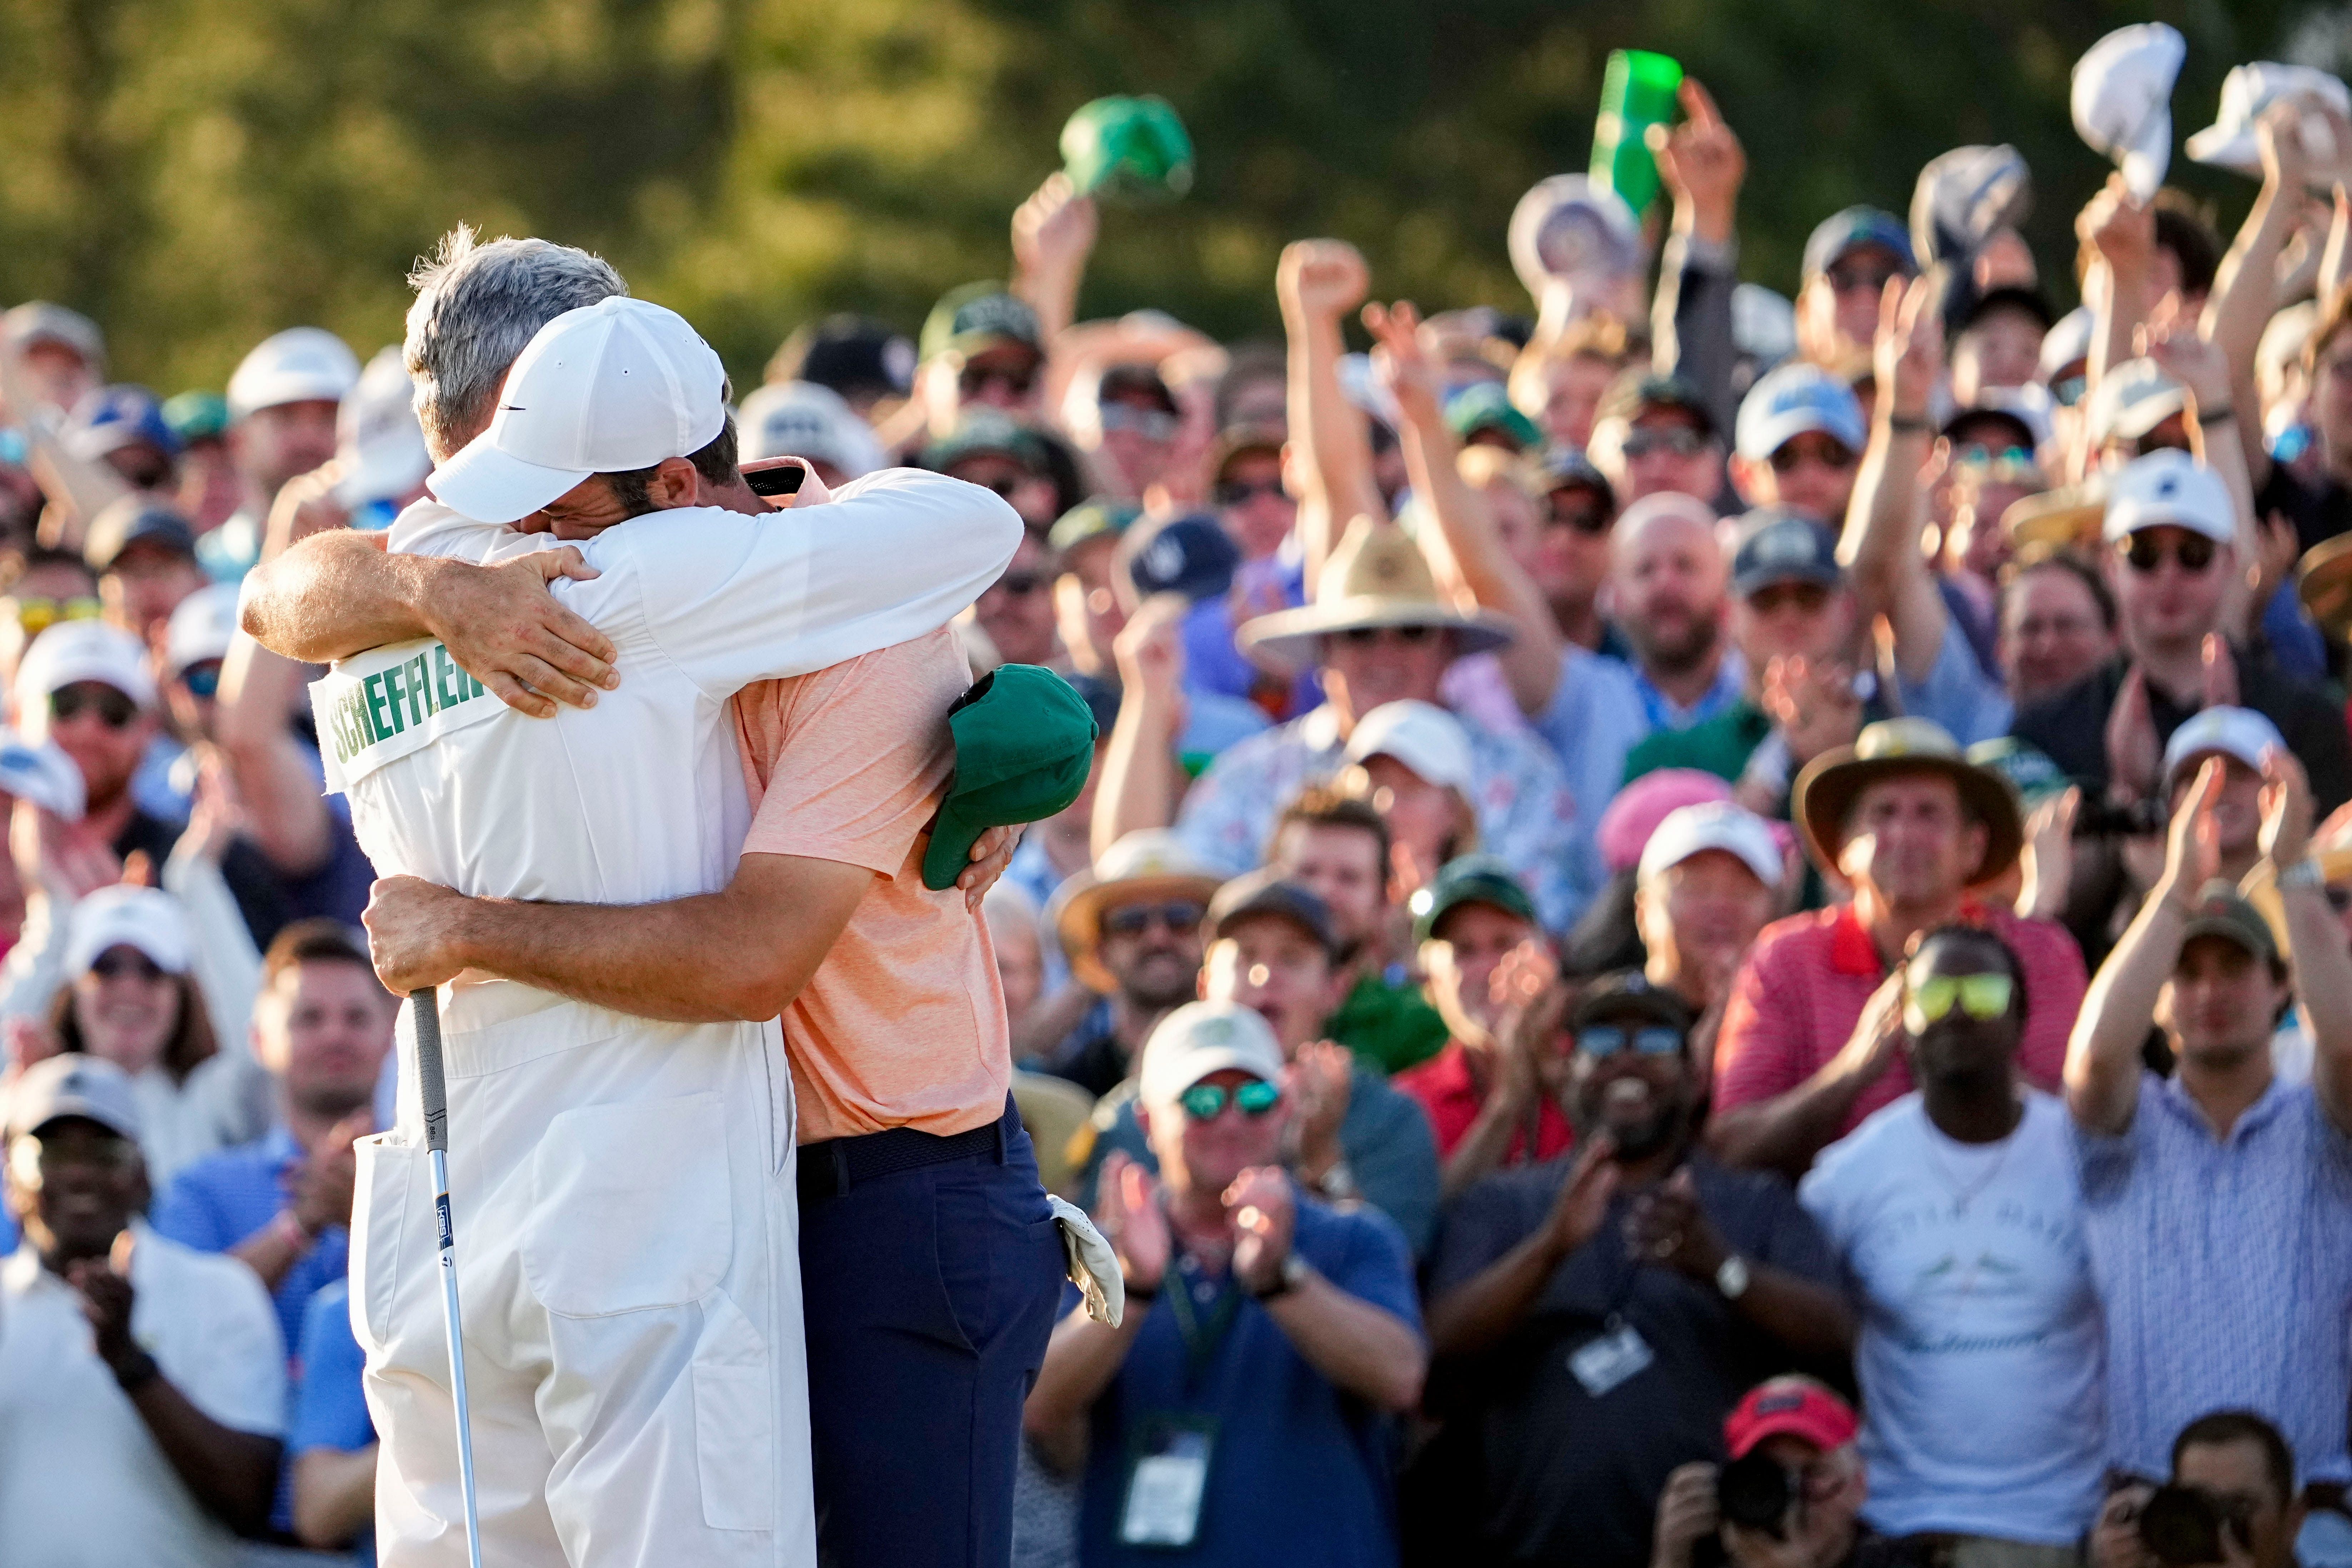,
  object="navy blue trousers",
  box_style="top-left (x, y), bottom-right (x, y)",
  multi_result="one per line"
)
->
top-left (799, 1103), bottom-right (1067, 1568)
